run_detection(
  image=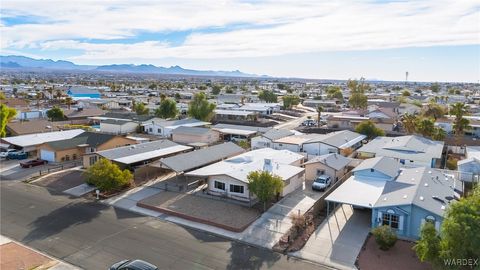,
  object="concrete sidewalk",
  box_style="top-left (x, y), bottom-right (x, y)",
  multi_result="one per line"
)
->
top-left (290, 205), bottom-right (371, 270)
top-left (0, 235), bottom-right (80, 270)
